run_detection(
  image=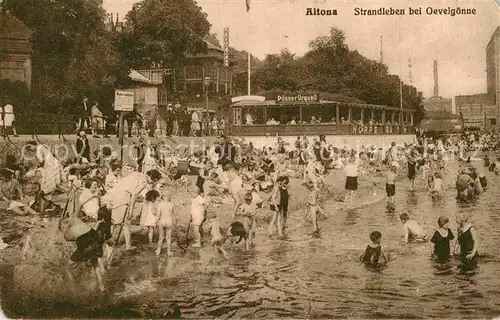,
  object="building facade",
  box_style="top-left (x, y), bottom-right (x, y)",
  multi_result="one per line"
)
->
top-left (456, 26), bottom-right (500, 130)
top-left (136, 40), bottom-right (236, 110)
top-left (0, 10), bottom-right (32, 89)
